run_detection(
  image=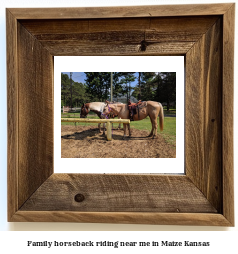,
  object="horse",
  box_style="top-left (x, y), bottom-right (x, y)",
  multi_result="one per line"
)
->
top-left (80, 102), bottom-right (107, 134)
top-left (104, 100), bottom-right (164, 139)
top-left (80, 102), bottom-right (123, 134)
